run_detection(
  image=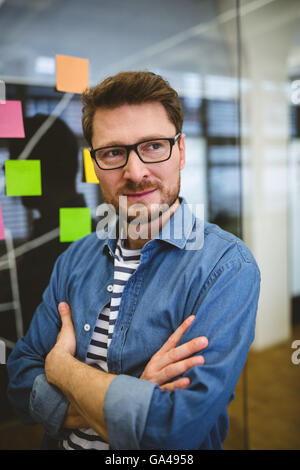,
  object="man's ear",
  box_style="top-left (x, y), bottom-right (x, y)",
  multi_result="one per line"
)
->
top-left (179, 133), bottom-right (186, 171)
